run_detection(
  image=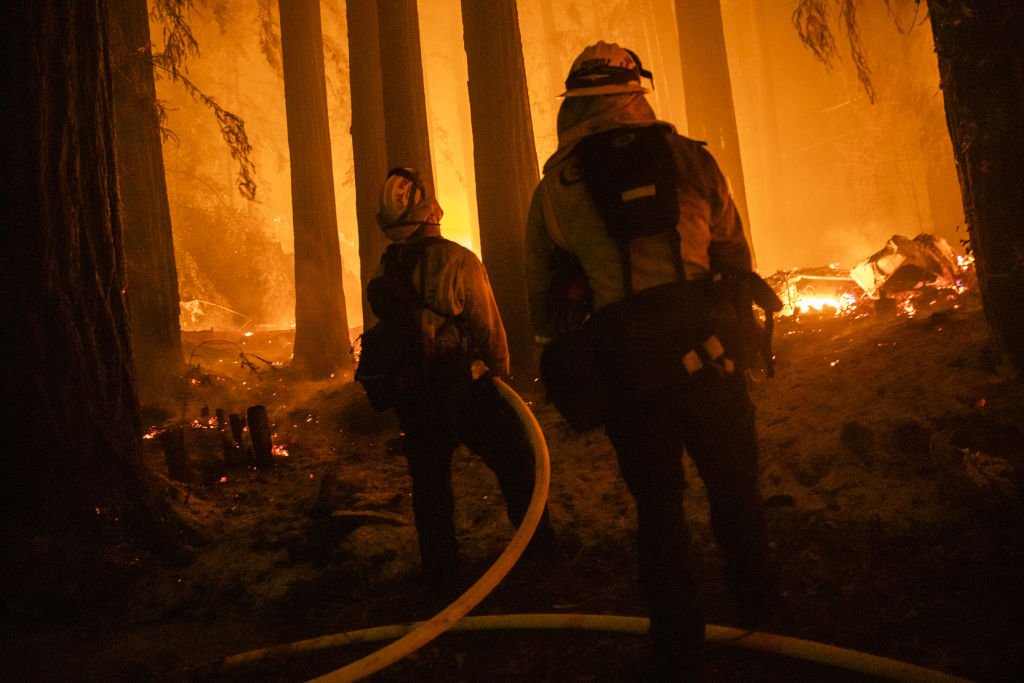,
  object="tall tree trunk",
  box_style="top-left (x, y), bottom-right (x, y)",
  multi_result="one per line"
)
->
top-left (927, 0), bottom-right (1024, 375)
top-left (674, 0), bottom-right (755, 262)
top-left (346, 1), bottom-right (390, 330)
top-left (377, 0), bottom-right (434, 186)
top-left (108, 0), bottom-right (184, 400)
top-left (461, 0), bottom-right (539, 378)
top-left (2, 0), bottom-right (178, 559)
top-left (279, 0), bottom-right (353, 379)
